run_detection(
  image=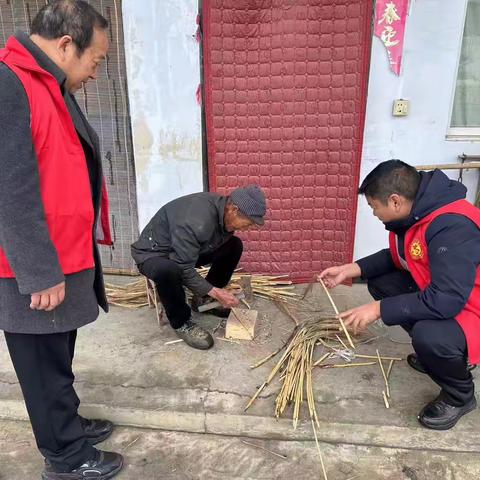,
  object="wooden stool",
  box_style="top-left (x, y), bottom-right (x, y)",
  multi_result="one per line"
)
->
top-left (145, 277), bottom-right (167, 326)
